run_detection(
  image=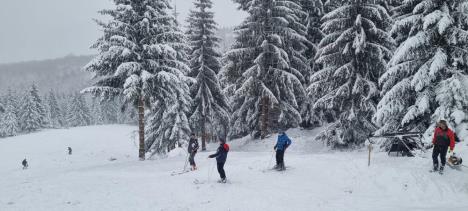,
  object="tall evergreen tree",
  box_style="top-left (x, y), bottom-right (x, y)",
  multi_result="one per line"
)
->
top-left (20, 84), bottom-right (47, 132)
top-left (0, 91), bottom-right (19, 137)
top-left (84, 0), bottom-right (191, 158)
top-left (226, 0), bottom-right (308, 138)
top-left (375, 0), bottom-right (468, 136)
top-left (300, 0), bottom-right (326, 128)
top-left (46, 90), bottom-right (64, 128)
top-left (186, 0), bottom-right (230, 150)
top-left (309, 0), bottom-right (394, 147)
top-left (66, 94), bottom-right (92, 127)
